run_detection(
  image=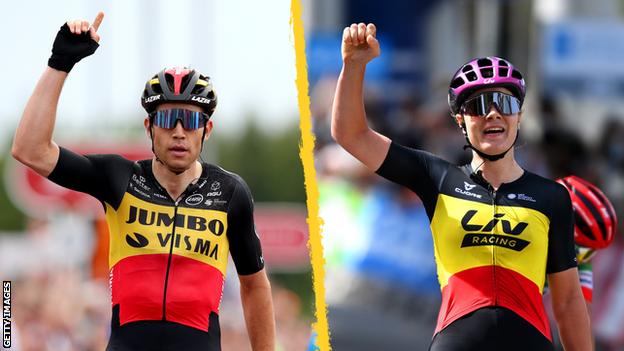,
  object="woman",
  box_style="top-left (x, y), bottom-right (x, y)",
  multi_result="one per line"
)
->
top-left (331, 22), bottom-right (592, 351)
